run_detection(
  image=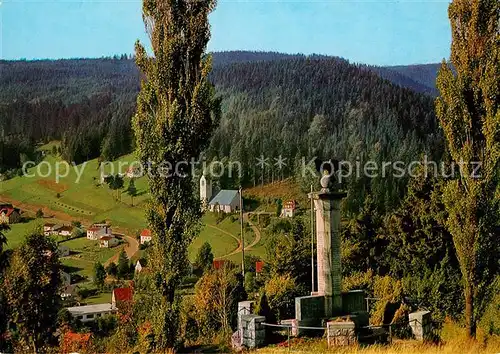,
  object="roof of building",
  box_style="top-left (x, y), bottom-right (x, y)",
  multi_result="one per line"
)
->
top-left (213, 259), bottom-right (226, 270)
top-left (61, 284), bottom-right (78, 295)
top-left (256, 261), bottom-right (265, 273)
top-left (59, 226), bottom-right (73, 232)
top-left (0, 207), bottom-right (19, 217)
top-left (208, 190), bottom-right (239, 206)
top-left (283, 200), bottom-right (297, 209)
top-left (44, 223), bottom-right (56, 228)
top-left (66, 303), bottom-right (116, 315)
top-left (141, 229), bottom-right (152, 237)
top-left (100, 235), bottom-right (113, 241)
top-left (63, 331), bottom-right (91, 343)
top-left (113, 287), bottom-right (133, 302)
